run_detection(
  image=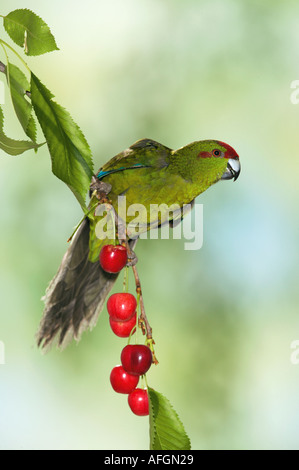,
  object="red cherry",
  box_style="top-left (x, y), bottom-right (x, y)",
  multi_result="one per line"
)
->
top-left (99, 245), bottom-right (127, 273)
top-left (109, 313), bottom-right (137, 338)
top-left (121, 344), bottom-right (152, 376)
top-left (107, 293), bottom-right (137, 321)
top-left (128, 388), bottom-right (149, 416)
top-left (110, 365), bottom-right (139, 394)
